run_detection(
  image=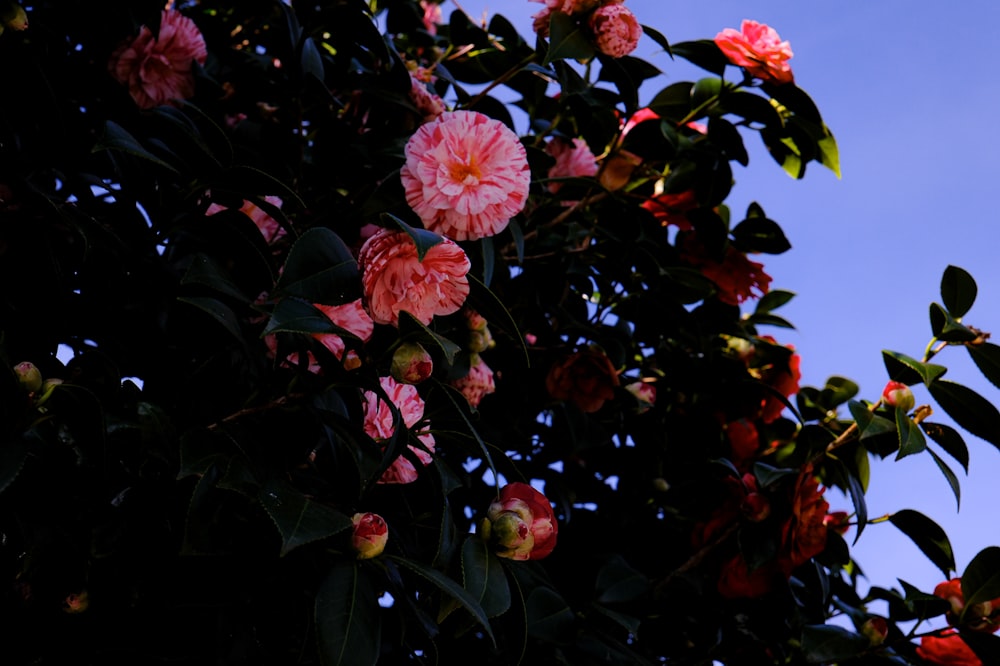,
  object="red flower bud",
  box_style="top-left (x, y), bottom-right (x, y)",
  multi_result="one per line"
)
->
top-left (351, 512), bottom-right (388, 560)
top-left (861, 617), bottom-right (888, 645)
top-left (823, 511), bottom-right (851, 536)
top-left (14, 361), bottom-right (42, 393)
top-left (624, 381), bottom-right (656, 413)
top-left (391, 342), bottom-right (433, 384)
top-left (882, 380), bottom-right (915, 412)
top-left (481, 482), bottom-right (557, 561)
